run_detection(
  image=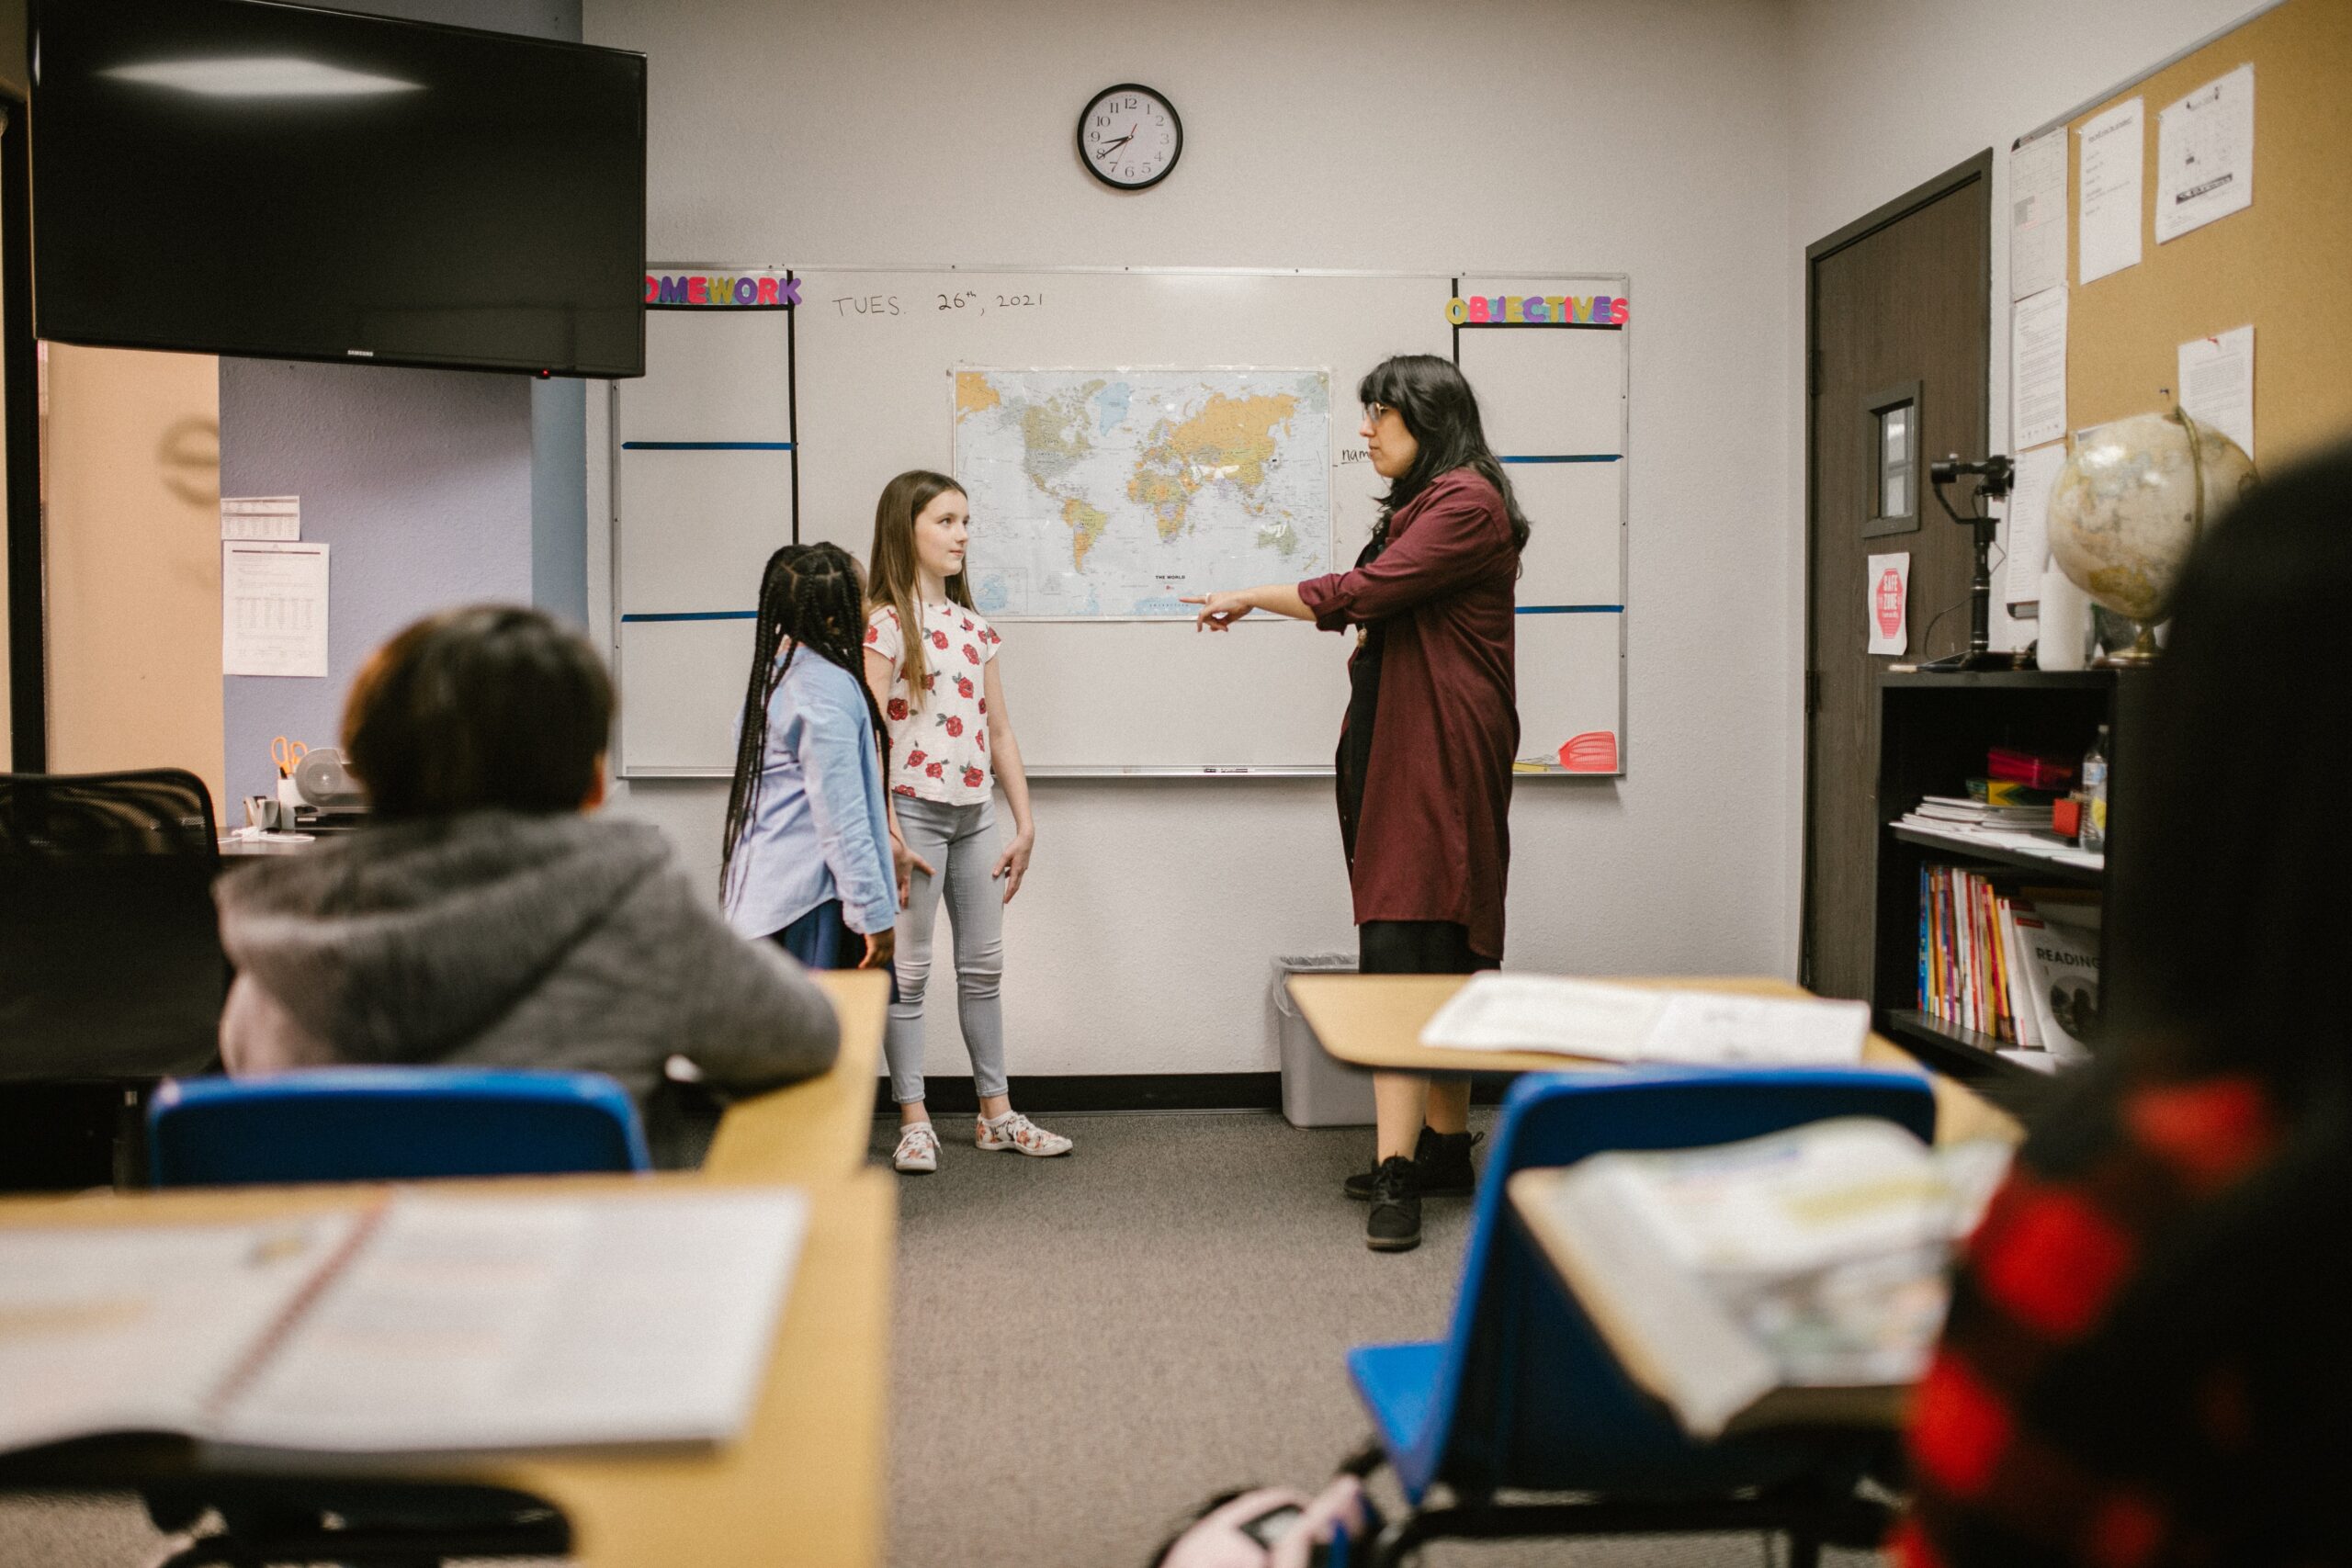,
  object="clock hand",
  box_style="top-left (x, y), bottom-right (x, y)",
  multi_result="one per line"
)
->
top-left (1096, 134), bottom-right (1134, 160)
